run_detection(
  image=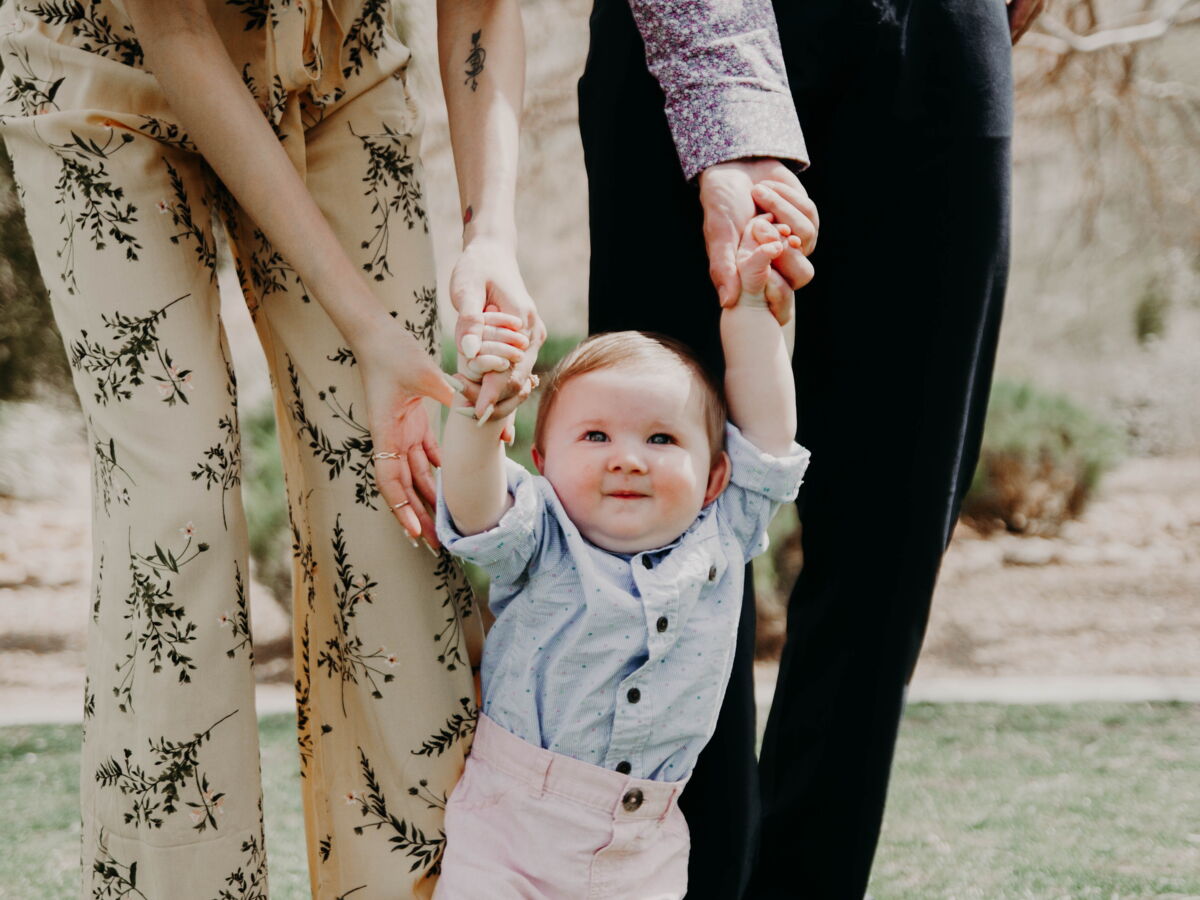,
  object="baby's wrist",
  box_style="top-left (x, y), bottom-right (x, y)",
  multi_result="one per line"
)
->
top-left (735, 290), bottom-right (770, 310)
